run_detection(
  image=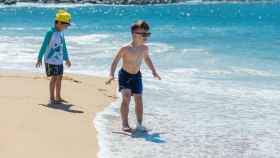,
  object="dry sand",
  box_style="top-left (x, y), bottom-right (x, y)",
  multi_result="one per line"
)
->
top-left (0, 71), bottom-right (117, 158)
